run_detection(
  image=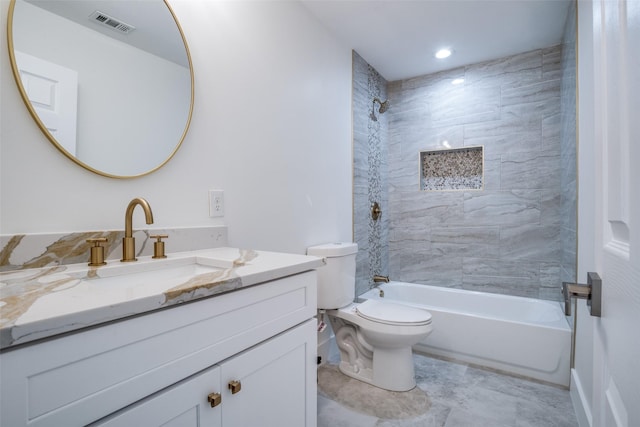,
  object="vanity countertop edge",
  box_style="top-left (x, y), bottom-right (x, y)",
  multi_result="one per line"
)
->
top-left (0, 247), bottom-right (324, 350)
